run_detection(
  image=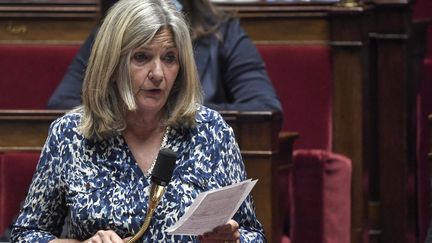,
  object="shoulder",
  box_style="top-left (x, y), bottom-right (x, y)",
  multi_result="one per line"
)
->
top-left (219, 18), bottom-right (247, 42)
top-left (39, 110), bottom-right (84, 167)
top-left (192, 105), bottom-right (236, 143)
top-left (195, 105), bottom-right (228, 129)
top-left (51, 111), bottom-right (81, 130)
top-left (49, 110), bottom-right (83, 140)
top-left (218, 18), bottom-right (259, 59)
top-left (220, 18), bottom-right (243, 34)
